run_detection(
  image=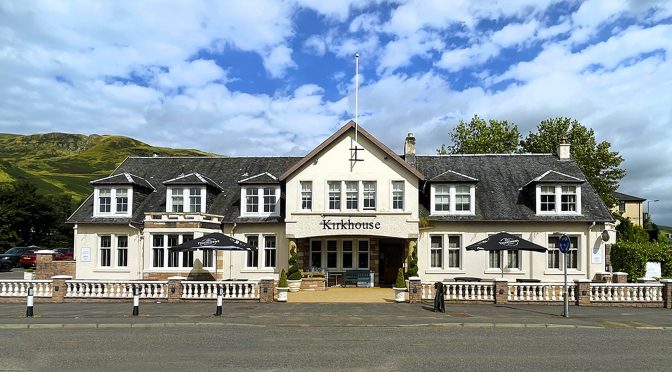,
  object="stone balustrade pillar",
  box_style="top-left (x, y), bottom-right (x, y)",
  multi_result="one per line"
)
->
top-left (494, 278), bottom-right (508, 304)
top-left (612, 272), bottom-right (628, 283)
top-left (661, 279), bottom-right (672, 309)
top-left (259, 278), bottom-right (275, 303)
top-left (575, 279), bottom-right (592, 306)
top-left (408, 277), bottom-right (422, 303)
top-left (167, 276), bottom-right (186, 303)
top-left (36, 250), bottom-right (56, 280)
top-left (51, 275), bottom-right (72, 303)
